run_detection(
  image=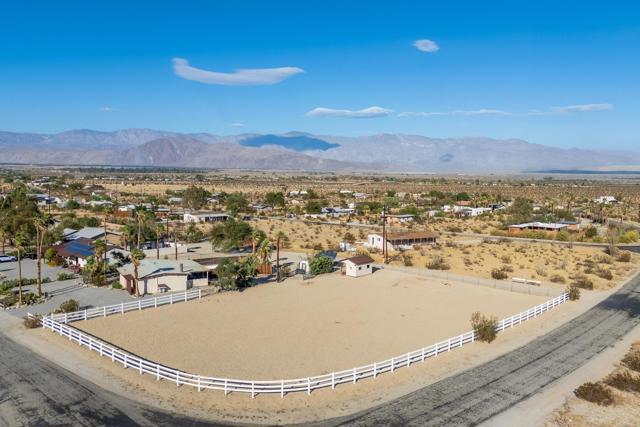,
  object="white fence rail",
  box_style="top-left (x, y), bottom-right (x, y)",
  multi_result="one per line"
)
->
top-left (37, 289), bottom-right (569, 397)
top-left (47, 289), bottom-right (203, 323)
